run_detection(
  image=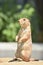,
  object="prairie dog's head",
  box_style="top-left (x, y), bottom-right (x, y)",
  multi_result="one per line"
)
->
top-left (18, 18), bottom-right (30, 28)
